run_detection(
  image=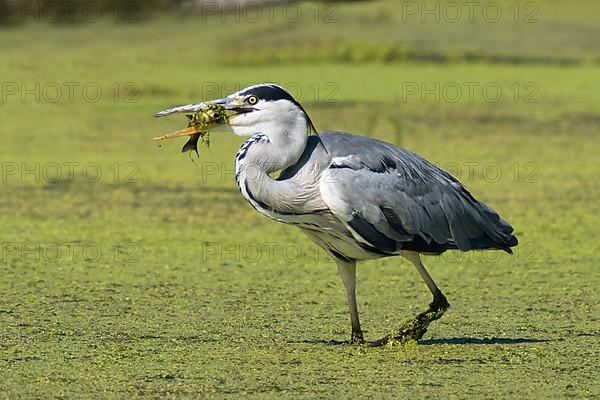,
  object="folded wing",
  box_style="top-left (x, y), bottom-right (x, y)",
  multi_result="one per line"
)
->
top-left (318, 132), bottom-right (517, 255)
